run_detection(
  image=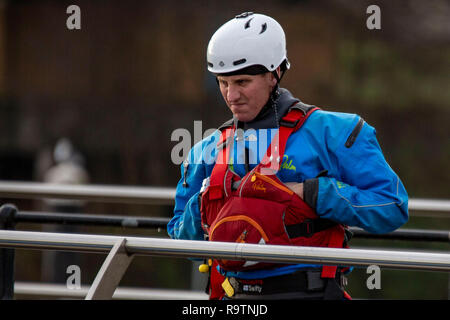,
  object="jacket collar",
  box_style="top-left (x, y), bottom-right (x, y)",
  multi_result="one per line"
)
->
top-left (238, 87), bottom-right (300, 130)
